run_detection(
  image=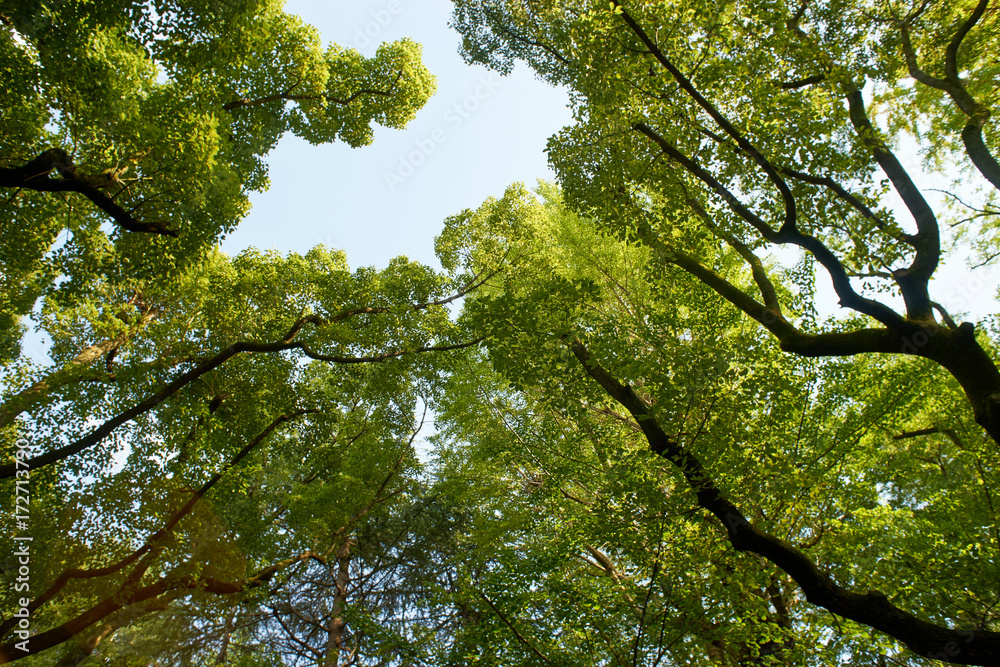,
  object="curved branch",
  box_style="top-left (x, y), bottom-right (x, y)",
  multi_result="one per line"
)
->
top-left (632, 122), bottom-right (907, 329)
top-left (0, 549), bottom-right (324, 662)
top-left (844, 90), bottom-right (939, 318)
top-left (780, 73), bottom-right (825, 89)
top-left (898, 20), bottom-right (951, 93)
top-left (0, 316), bottom-right (320, 479)
top-left (896, 0), bottom-right (999, 191)
top-left (298, 338), bottom-right (484, 365)
top-left (681, 196), bottom-right (784, 314)
top-left (568, 338), bottom-right (1000, 666)
top-left (961, 123), bottom-right (1000, 191)
top-left (845, 92), bottom-right (934, 236)
top-left (614, 2), bottom-right (798, 234)
top-left (0, 407), bottom-right (394, 661)
top-left (0, 150), bottom-right (177, 237)
top-left (48, 593), bottom-right (178, 667)
top-left (944, 0), bottom-right (990, 86)
top-left (327, 267), bottom-right (498, 323)
top-left (0, 574), bottom-right (178, 661)
top-left (632, 122), bottom-right (777, 239)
